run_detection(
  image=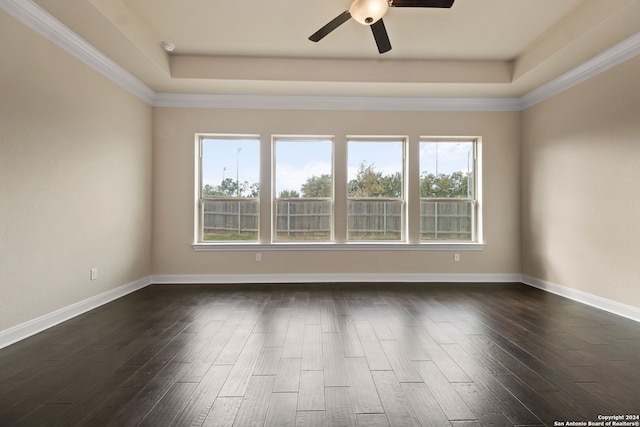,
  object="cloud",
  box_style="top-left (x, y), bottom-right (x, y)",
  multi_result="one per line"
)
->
top-left (276, 160), bottom-right (332, 193)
